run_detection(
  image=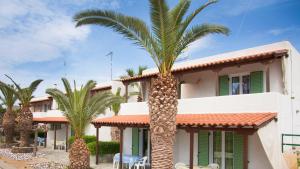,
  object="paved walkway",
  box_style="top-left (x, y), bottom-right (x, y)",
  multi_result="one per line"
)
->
top-left (0, 160), bottom-right (17, 169)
